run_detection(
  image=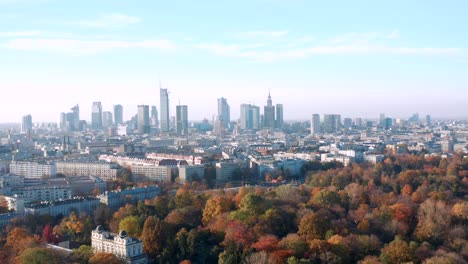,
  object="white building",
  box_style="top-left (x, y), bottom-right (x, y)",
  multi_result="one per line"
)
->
top-left (92, 226), bottom-right (147, 264)
top-left (131, 165), bottom-right (172, 183)
top-left (10, 161), bottom-right (57, 179)
top-left (216, 161), bottom-right (242, 182)
top-left (25, 197), bottom-right (100, 217)
top-left (56, 162), bottom-right (119, 181)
